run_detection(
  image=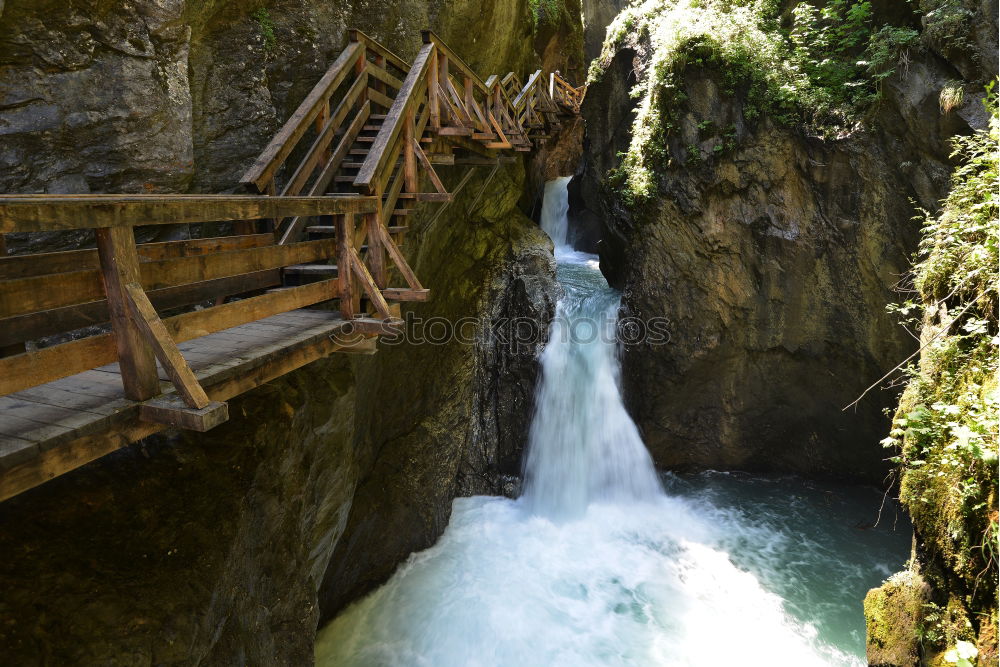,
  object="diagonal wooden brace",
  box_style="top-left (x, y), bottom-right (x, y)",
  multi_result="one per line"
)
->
top-left (123, 283), bottom-right (211, 410)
